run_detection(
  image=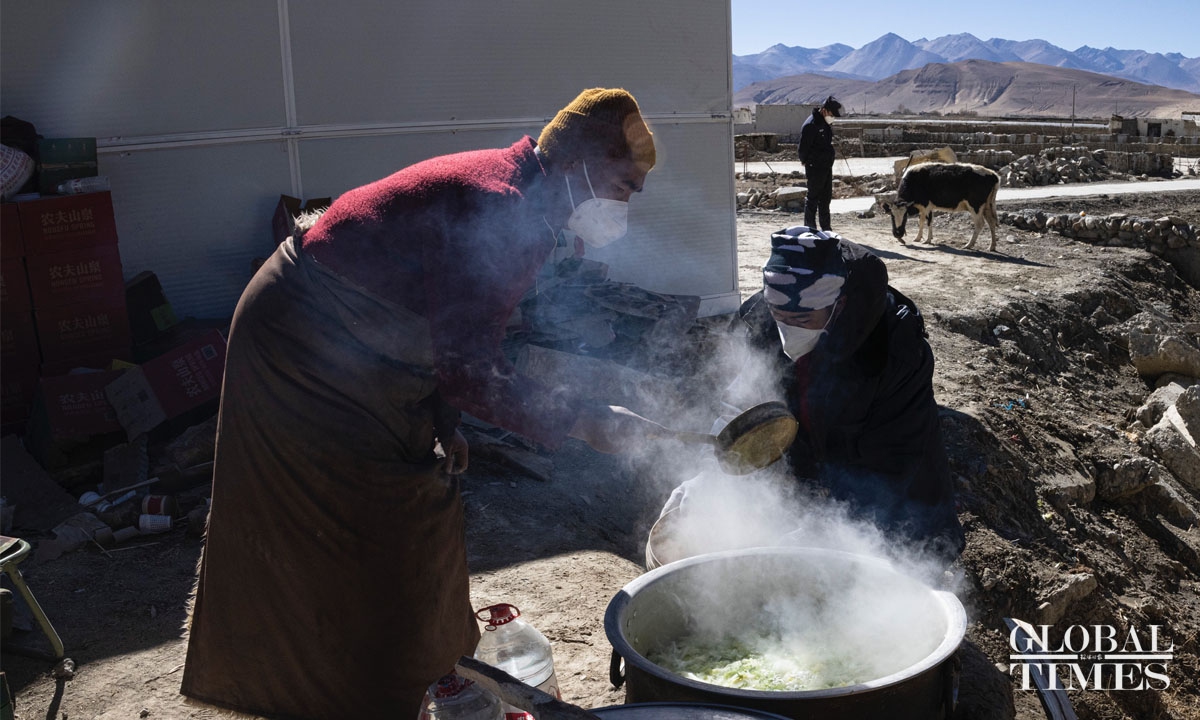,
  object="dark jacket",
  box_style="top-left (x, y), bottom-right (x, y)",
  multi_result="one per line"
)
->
top-left (737, 240), bottom-right (963, 555)
top-left (797, 108), bottom-right (835, 168)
